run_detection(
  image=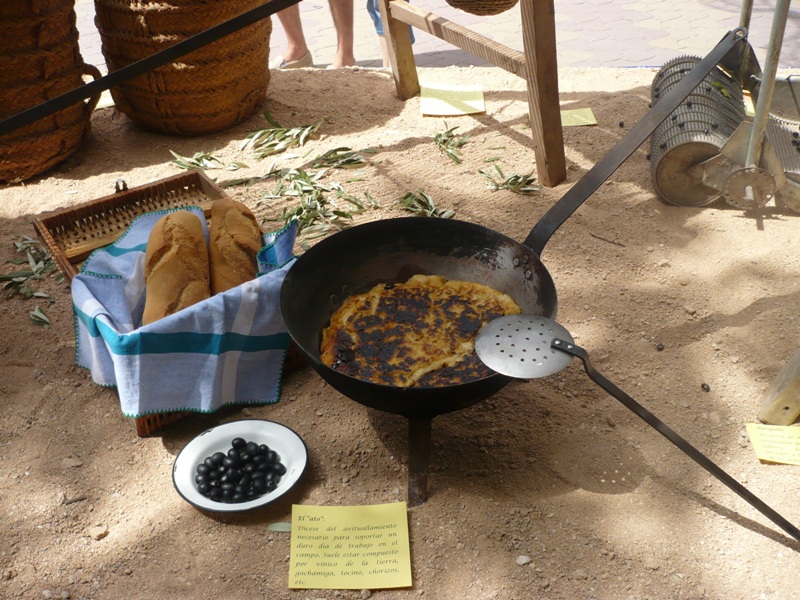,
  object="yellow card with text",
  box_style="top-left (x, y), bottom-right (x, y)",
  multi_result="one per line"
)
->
top-left (746, 423), bottom-right (800, 466)
top-left (560, 108), bottom-right (597, 126)
top-left (420, 82), bottom-right (485, 116)
top-left (288, 502), bottom-right (412, 589)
